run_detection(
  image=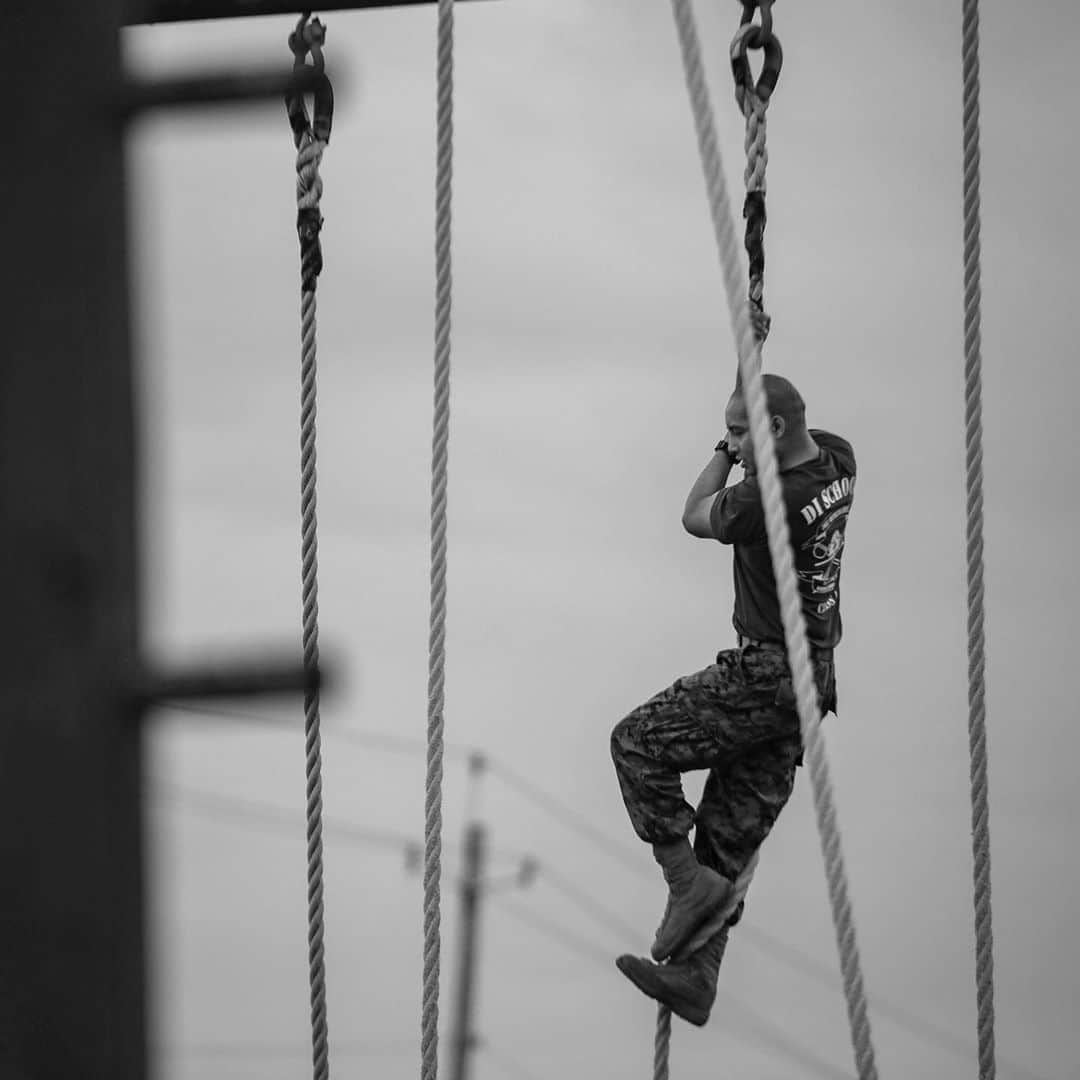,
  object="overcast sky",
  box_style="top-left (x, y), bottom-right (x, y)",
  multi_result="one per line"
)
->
top-left (122, 2), bottom-right (1079, 1078)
